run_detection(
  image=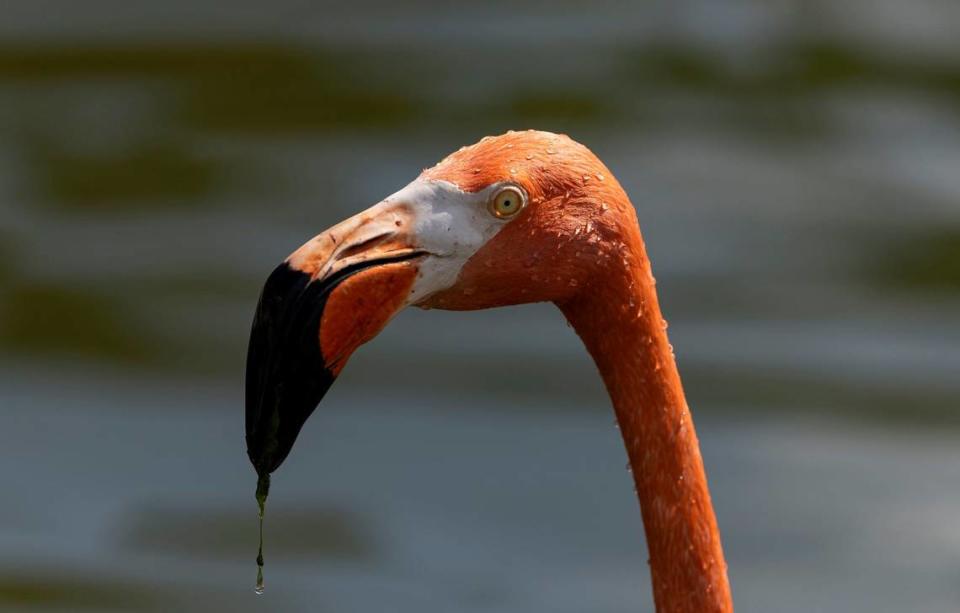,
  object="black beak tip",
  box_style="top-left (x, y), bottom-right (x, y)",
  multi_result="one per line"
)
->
top-left (245, 262), bottom-right (339, 476)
